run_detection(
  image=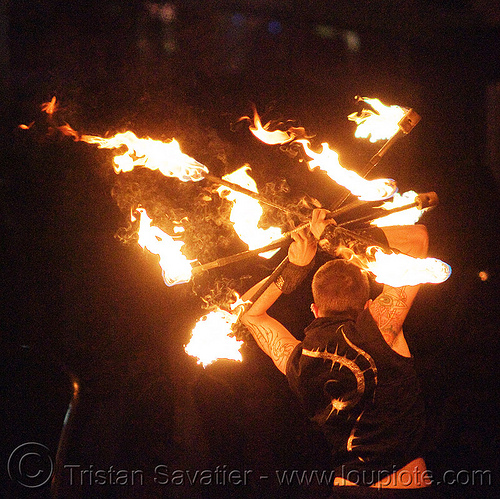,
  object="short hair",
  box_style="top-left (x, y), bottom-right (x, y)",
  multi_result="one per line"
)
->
top-left (311, 259), bottom-right (370, 317)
